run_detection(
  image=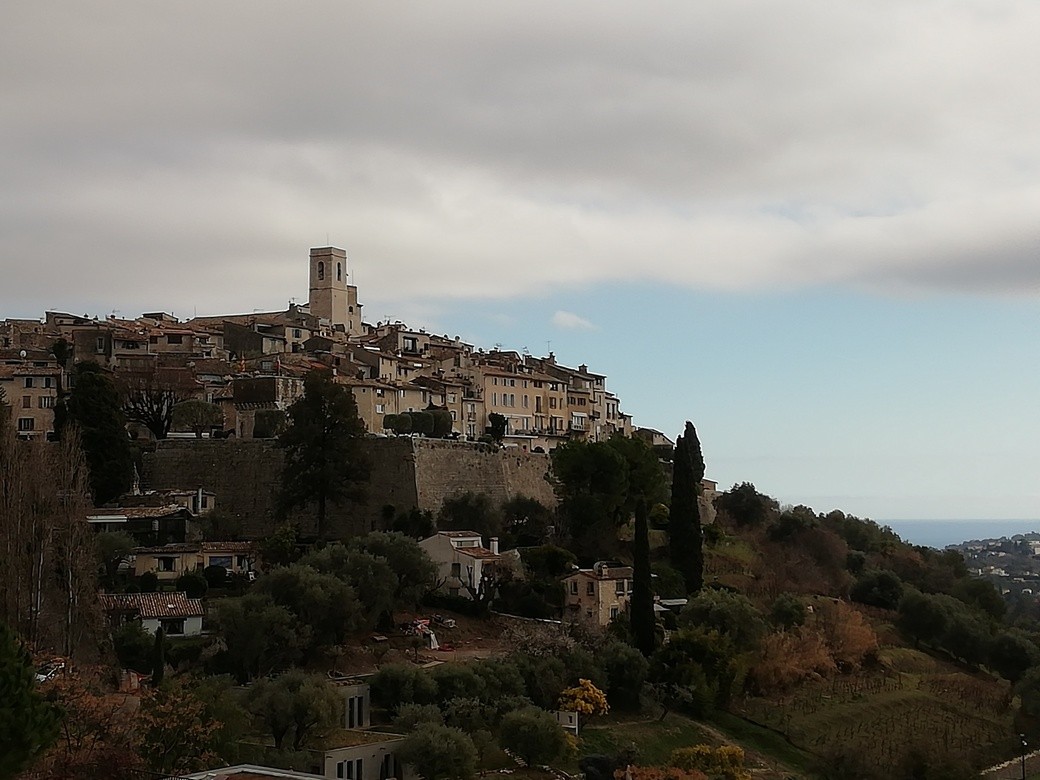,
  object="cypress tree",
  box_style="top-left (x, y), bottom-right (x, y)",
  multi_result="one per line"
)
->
top-left (150, 627), bottom-right (165, 688)
top-left (669, 421), bottom-right (704, 594)
top-left (631, 498), bottom-right (657, 656)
